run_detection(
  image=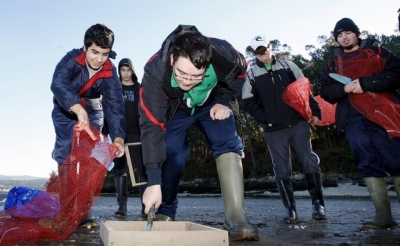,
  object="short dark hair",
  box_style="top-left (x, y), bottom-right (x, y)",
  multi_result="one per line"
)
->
top-left (84, 24), bottom-right (114, 50)
top-left (253, 45), bottom-right (270, 56)
top-left (171, 32), bottom-right (212, 69)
